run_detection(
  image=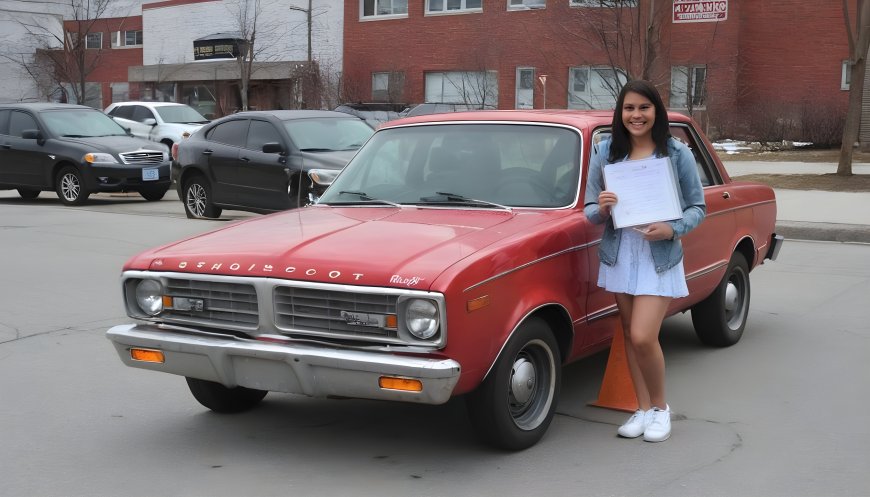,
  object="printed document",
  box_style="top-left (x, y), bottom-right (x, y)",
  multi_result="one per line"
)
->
top-left (602, 157), bottom-right (683, 229)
